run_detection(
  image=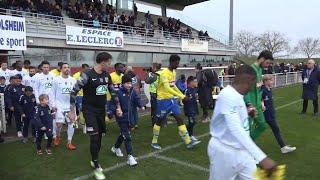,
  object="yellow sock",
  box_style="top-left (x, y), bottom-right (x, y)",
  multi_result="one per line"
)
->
top-left (178, 125), bottom-right (191, 144)
top-left (152, 125), bottom-right (161, 144)
top-left (79, 111), bottom-right (85, 125)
